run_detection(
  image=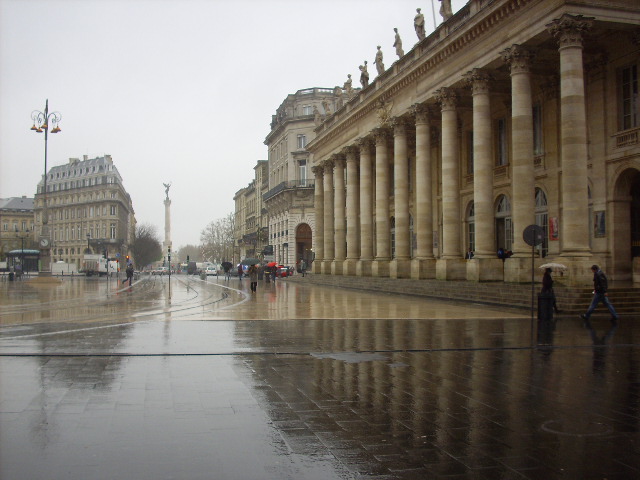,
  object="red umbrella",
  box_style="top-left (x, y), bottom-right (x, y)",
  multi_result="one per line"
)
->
top-left (267, 261), bottom-right (277, 267)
